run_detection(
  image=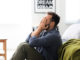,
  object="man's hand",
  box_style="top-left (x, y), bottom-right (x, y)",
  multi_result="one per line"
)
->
top-left (31, 17), bottom-right (48, 37)
top-left (39, 17), bottom-right (49, 30)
